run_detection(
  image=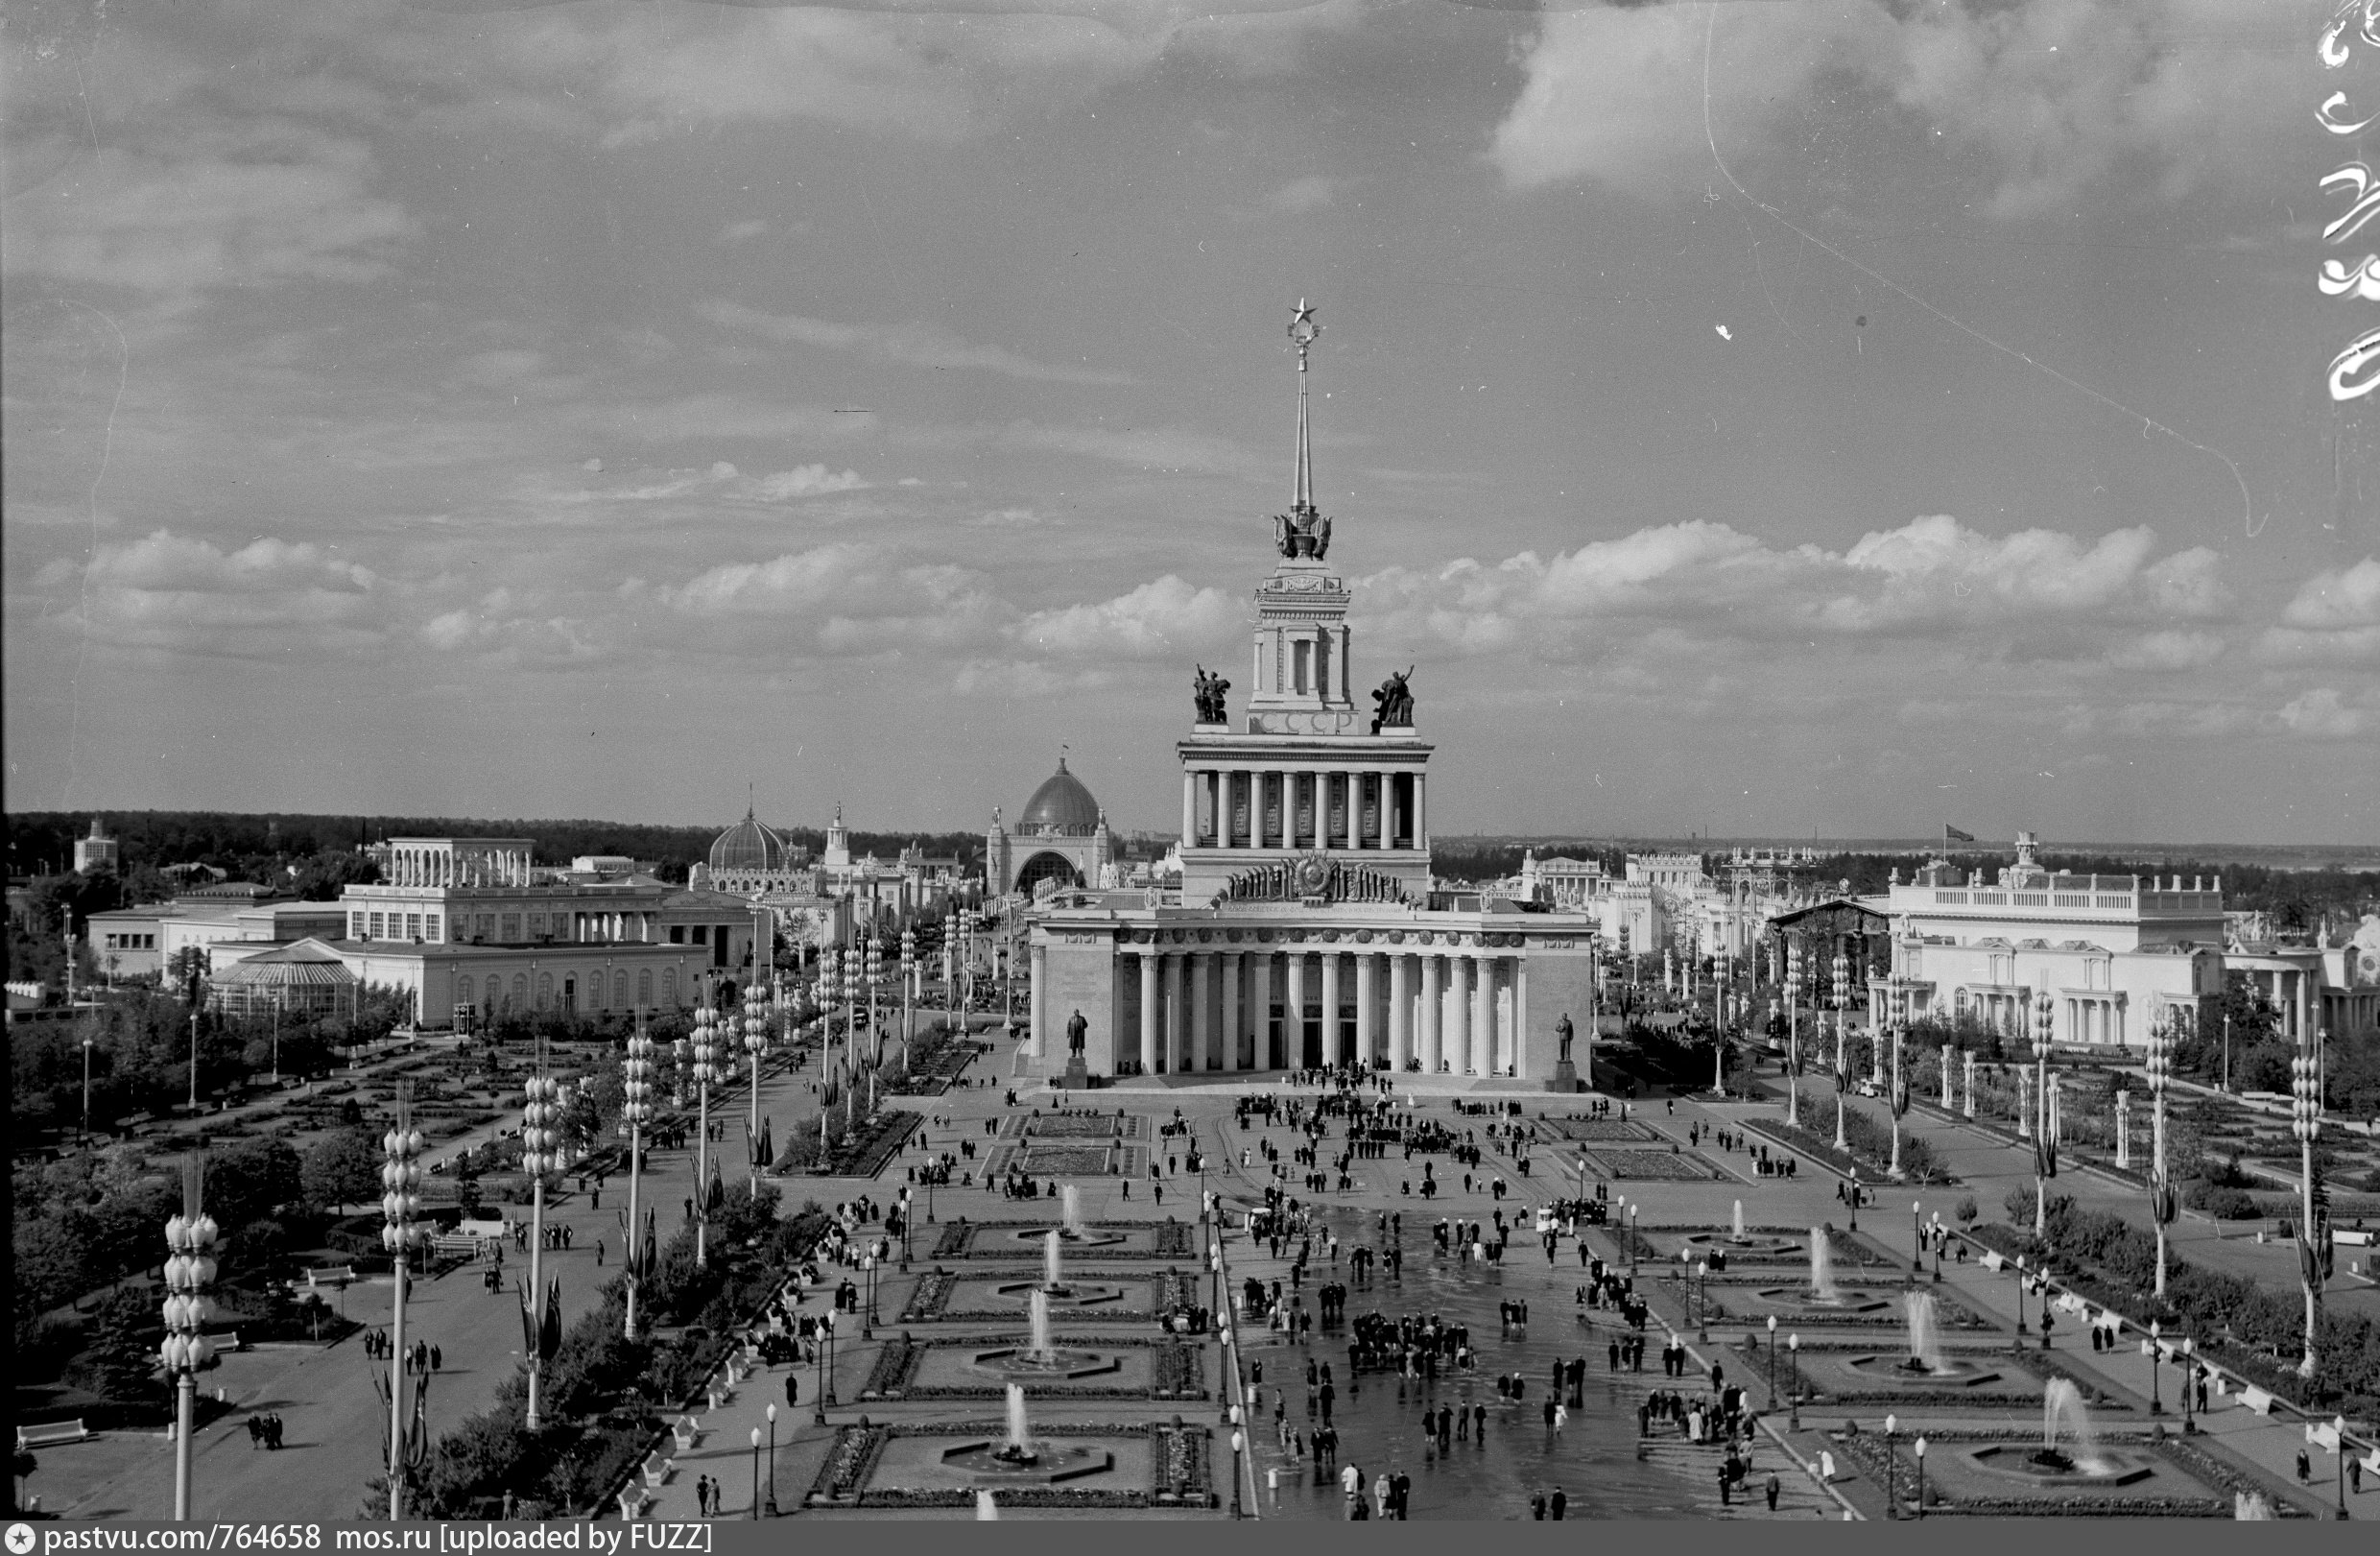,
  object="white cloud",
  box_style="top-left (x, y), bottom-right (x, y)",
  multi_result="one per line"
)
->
top-left (1016, 575), bottom-right (1238, 658)
top-left (748, 465), bottom-right (868, 501)
top-left (1266, 175), bottom-right (1338, 214)
top-left (699, 299), bottom-right (1134, 385)
top-left (2106, 630), bottom-right (2225, 673)
top-left (2274, 686), bottom-right (2371, 741)
top-left (30, 529), bottom-right (383, 655)
top-left (1490, 1), bottom-right (2297, 218)
top-left (1, 131), bottom-right (416, 304)
top-left (2251, 558), bottom-right (2380, 664)
top-left (659, 542), bottom-right (877, 614)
